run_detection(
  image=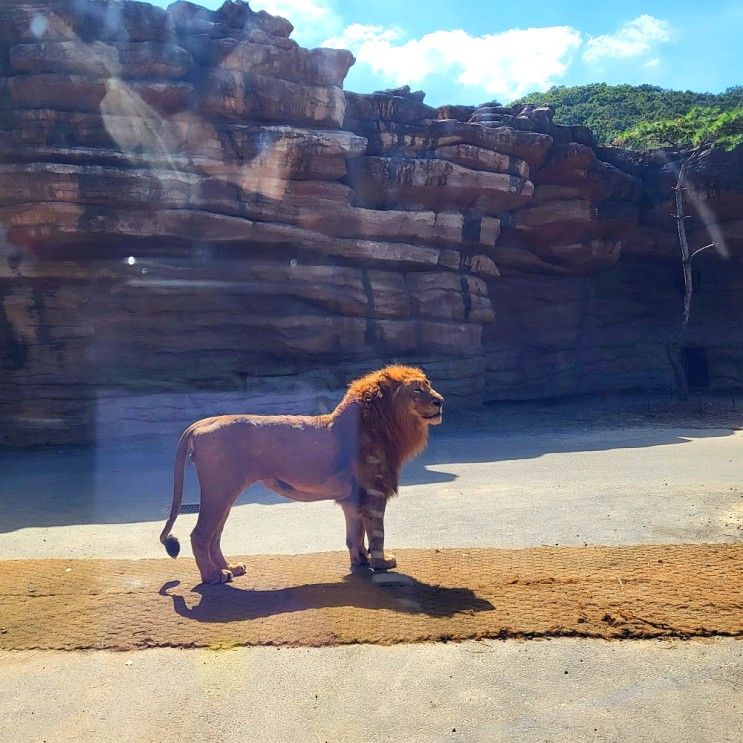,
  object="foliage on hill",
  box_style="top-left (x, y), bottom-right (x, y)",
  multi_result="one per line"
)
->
top-left (512, 83), bottom-right (743, 146)
top-left (614, 106), bottom-right (743, 151)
